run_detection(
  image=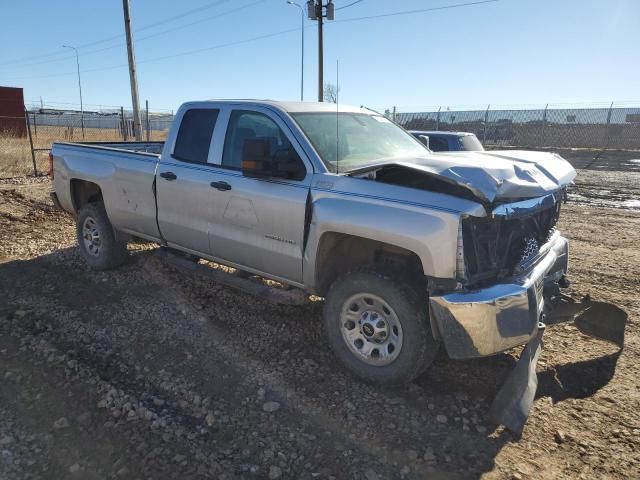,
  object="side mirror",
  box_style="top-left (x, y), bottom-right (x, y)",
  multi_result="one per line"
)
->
top-left (242, 139), bottom-right (304, 180)
top-left (271, 147), bottom-right (303, 179)
top-left (241, 139), bottom-right (272, 178)
top-left (418, 134), bottom-right (430, 150)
